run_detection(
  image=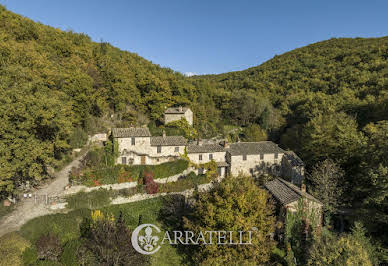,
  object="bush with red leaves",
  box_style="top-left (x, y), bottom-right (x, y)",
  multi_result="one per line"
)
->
top-left (143, 171), bottom-right (159, 194)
